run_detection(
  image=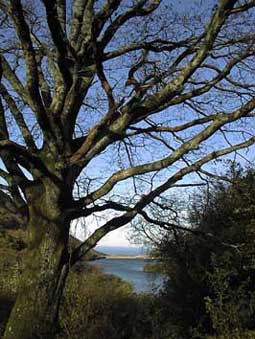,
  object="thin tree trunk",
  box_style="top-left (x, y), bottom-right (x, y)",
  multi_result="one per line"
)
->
top-left (3, 185), bottom-right (70, 339)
